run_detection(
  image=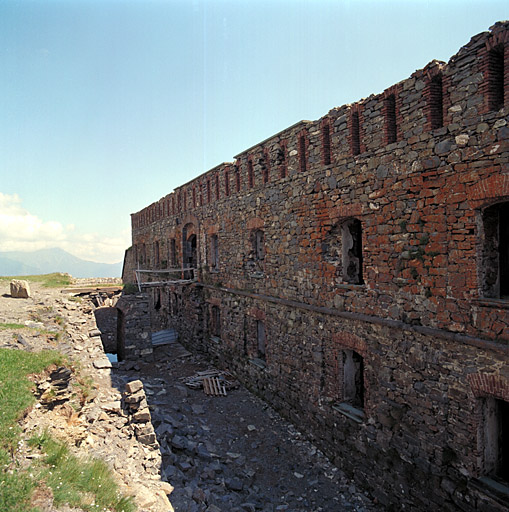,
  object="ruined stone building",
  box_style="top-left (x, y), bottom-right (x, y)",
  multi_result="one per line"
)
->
top-left (122, 22), bottom-right (509, 511)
